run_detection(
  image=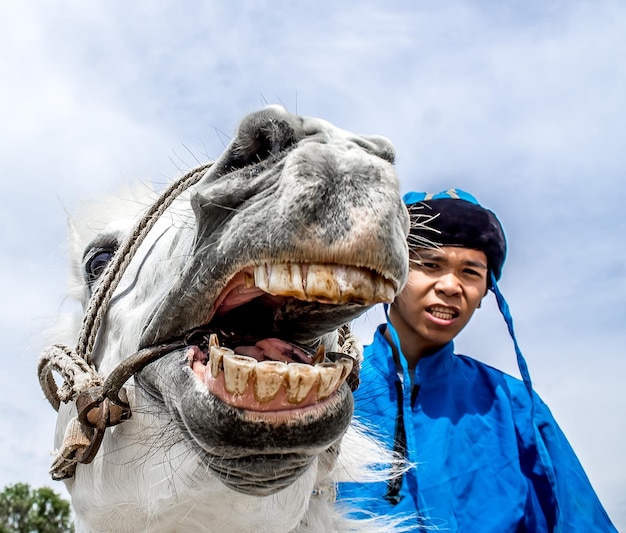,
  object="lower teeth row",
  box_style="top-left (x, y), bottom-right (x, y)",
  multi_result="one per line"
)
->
top-left (208, 345), bottom-right (352, 404)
